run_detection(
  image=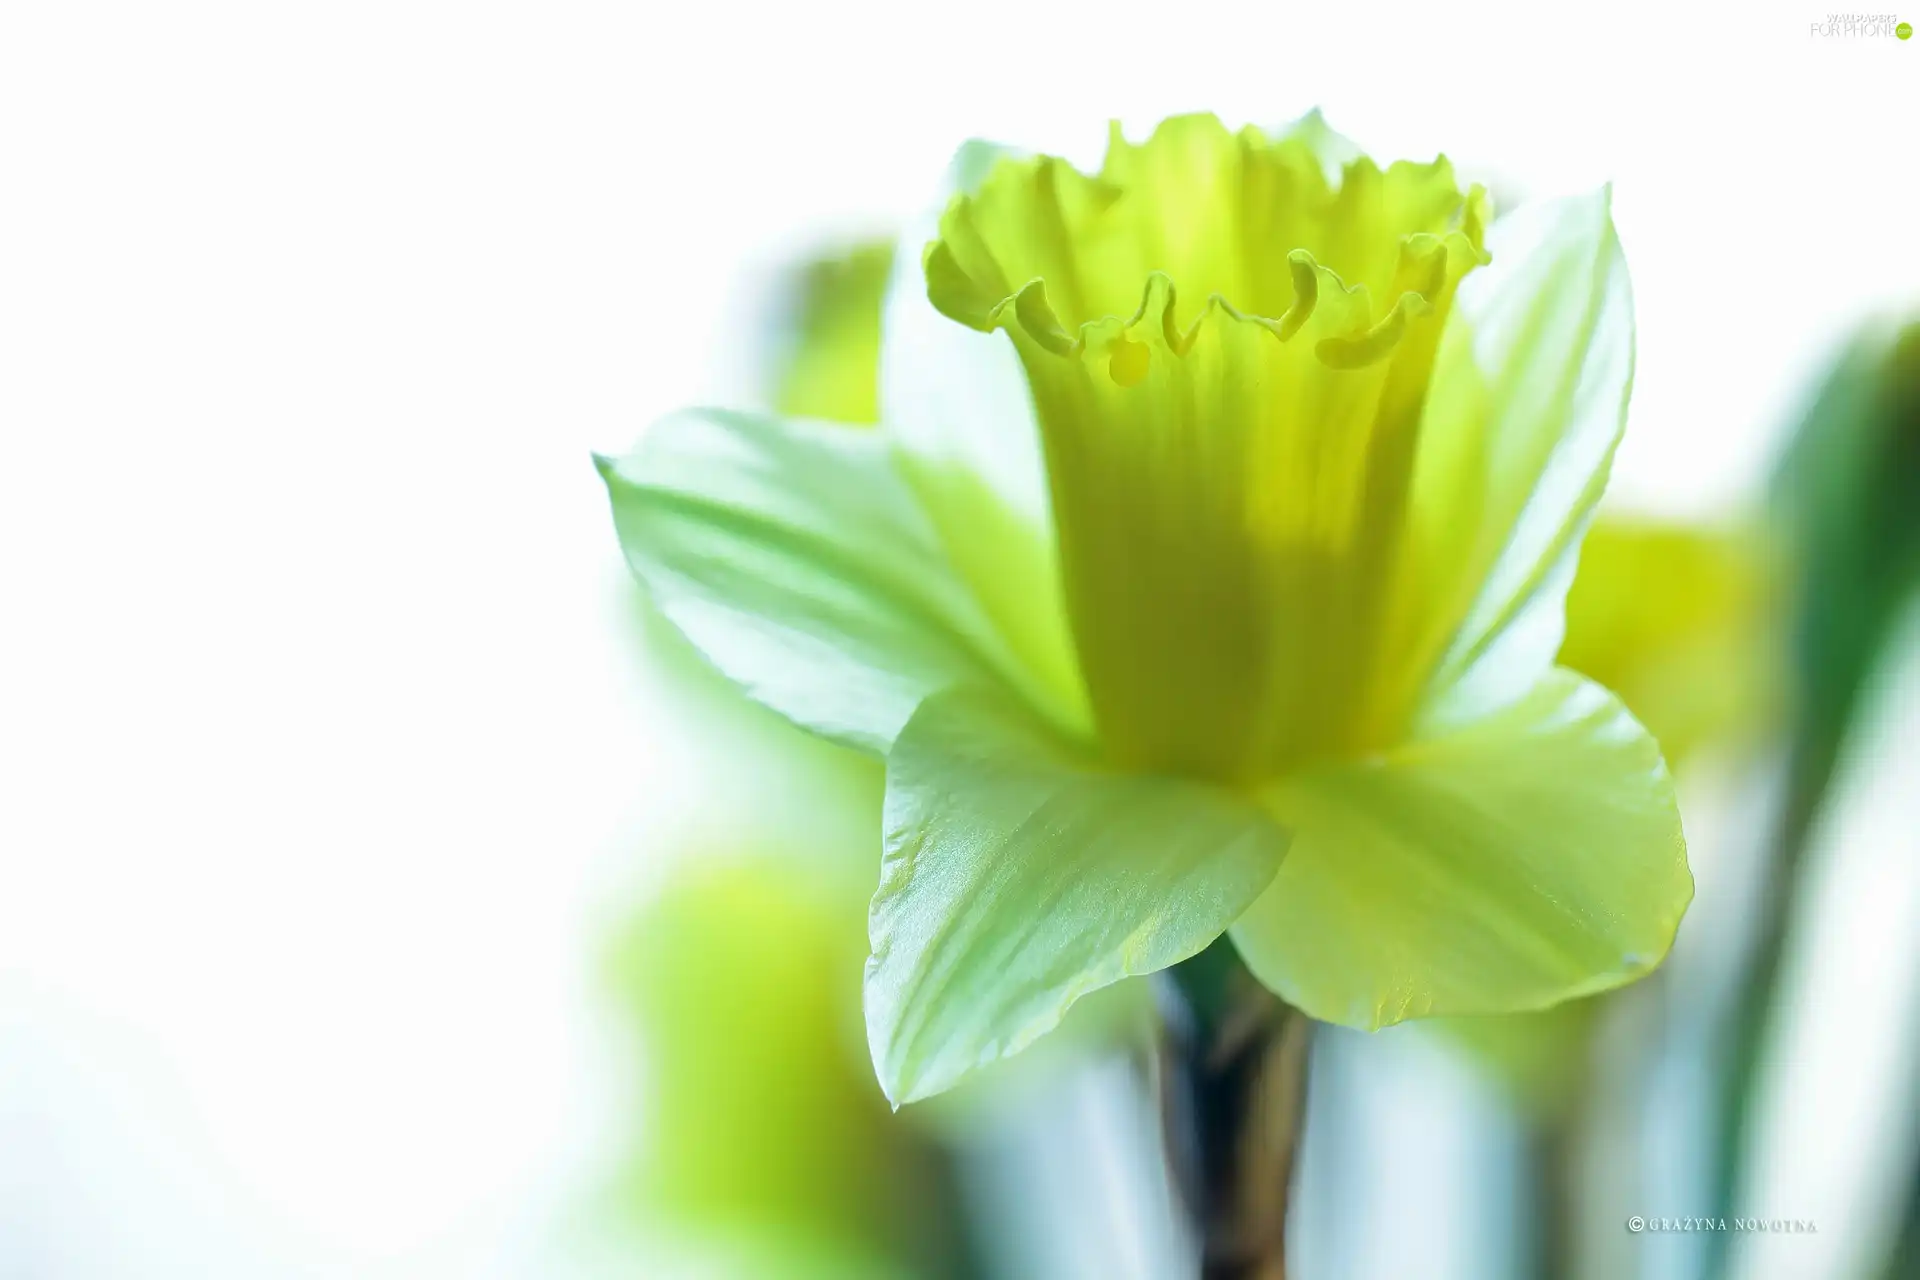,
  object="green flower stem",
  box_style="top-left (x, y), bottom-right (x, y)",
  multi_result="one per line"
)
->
top-left (1879, 1118), bottom-right (1920, 1279)
top-left (1705, 742), bottom-right (1842, 1280)
top-left (1157, 941), bottom-right (1314, 1280)
top-left (1525, 1102), bottom-right (1581, 1280)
